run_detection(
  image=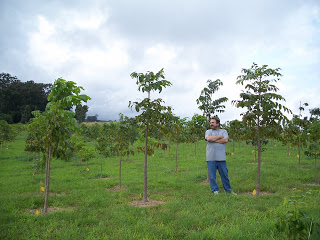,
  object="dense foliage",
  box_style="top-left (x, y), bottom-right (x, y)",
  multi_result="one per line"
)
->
top-left (0, 73), bottom-right (52, 123)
